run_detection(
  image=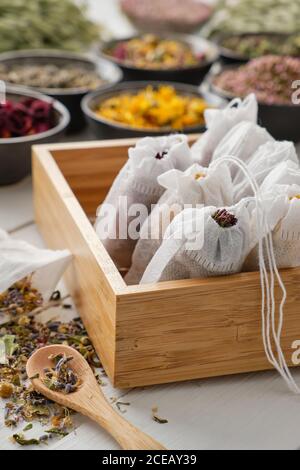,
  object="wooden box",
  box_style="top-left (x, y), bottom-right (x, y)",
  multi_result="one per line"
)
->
top-left (33, 139), bottom-right (300, 389)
